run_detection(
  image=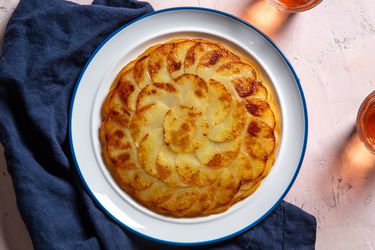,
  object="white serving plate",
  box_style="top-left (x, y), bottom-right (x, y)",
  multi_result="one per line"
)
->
top-left (69, 7), bottom-right (308, 246)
